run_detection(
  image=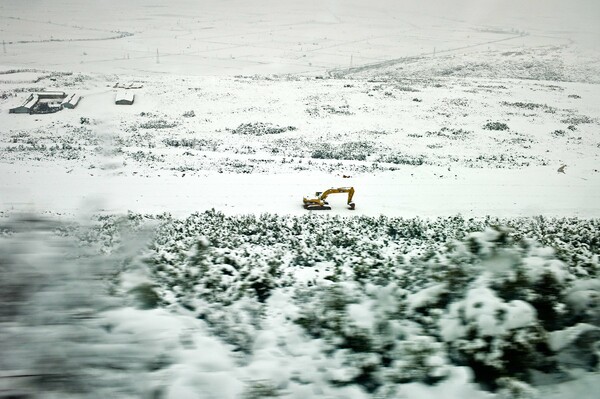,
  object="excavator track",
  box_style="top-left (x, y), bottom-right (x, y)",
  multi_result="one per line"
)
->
top-left (305, 204), bottom-right (332, 210)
